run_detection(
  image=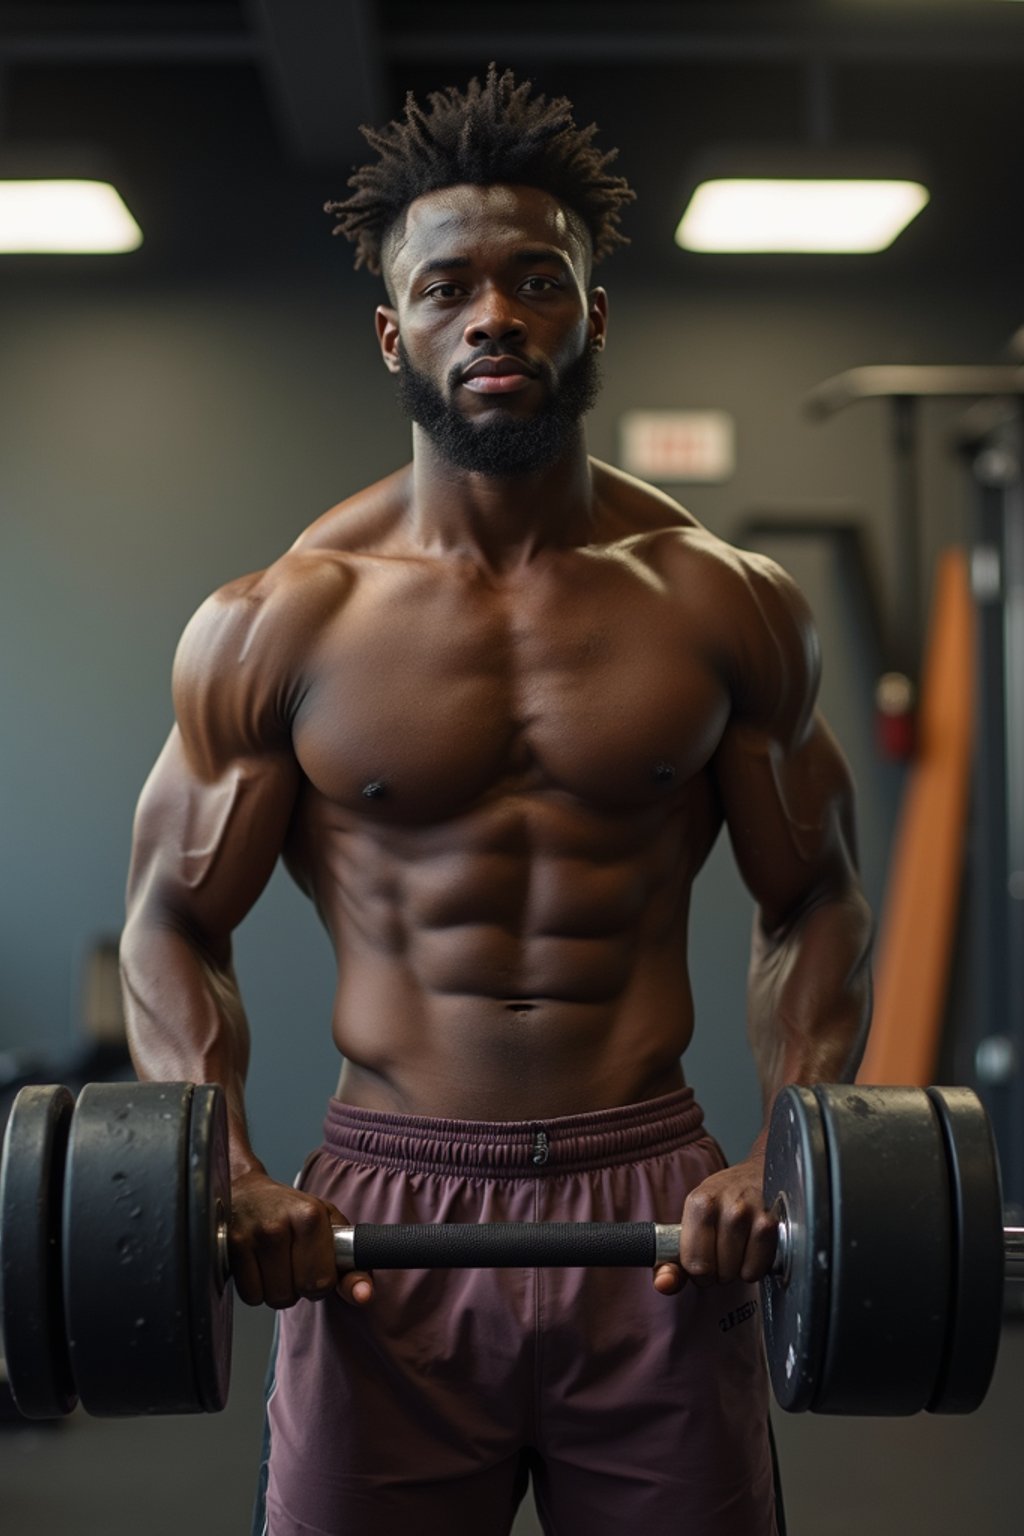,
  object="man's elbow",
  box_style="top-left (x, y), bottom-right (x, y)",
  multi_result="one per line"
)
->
top-left (758, 872), bottom-right (872, 949)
